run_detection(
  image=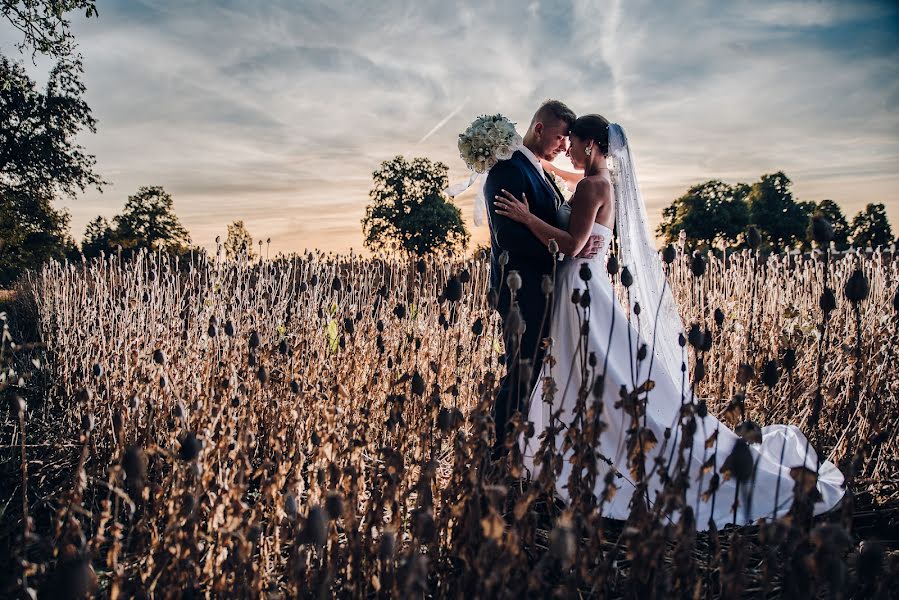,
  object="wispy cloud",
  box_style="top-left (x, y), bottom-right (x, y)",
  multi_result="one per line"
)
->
top-left (1, 0), bottom-right (896, 253)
